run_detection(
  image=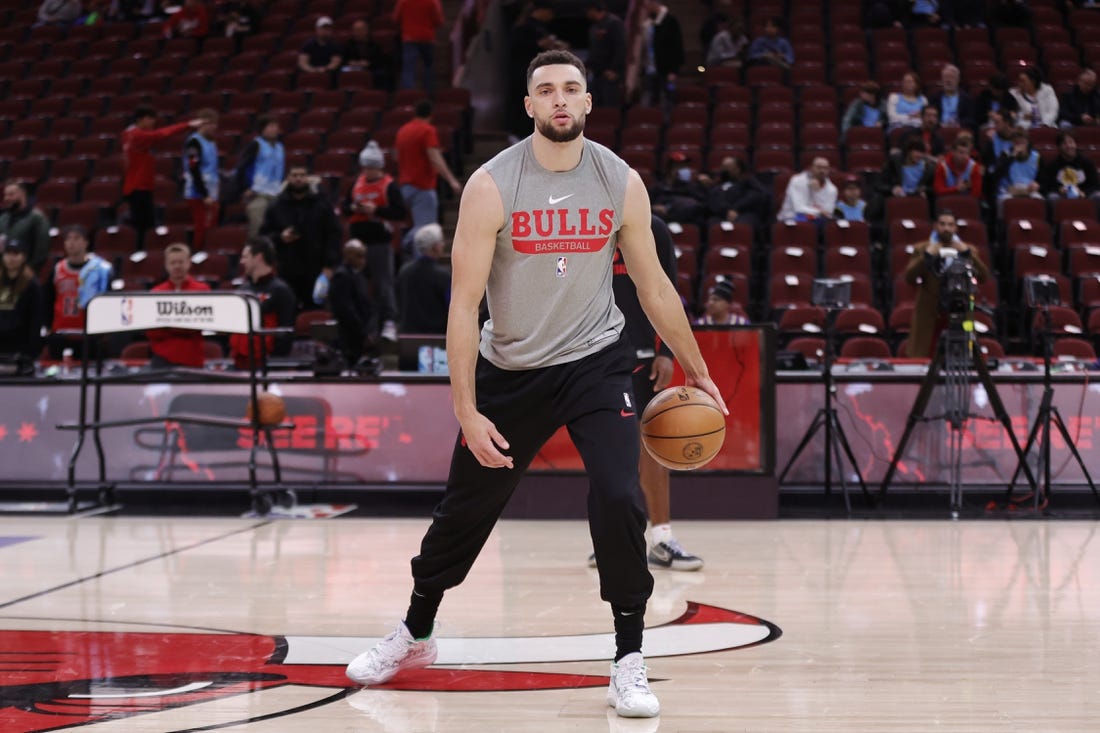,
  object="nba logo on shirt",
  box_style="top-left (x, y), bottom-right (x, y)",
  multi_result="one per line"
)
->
top-left (120, 297), bottom-right (134, 325)
top-left (556, 256), bottom-right (567, 278)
